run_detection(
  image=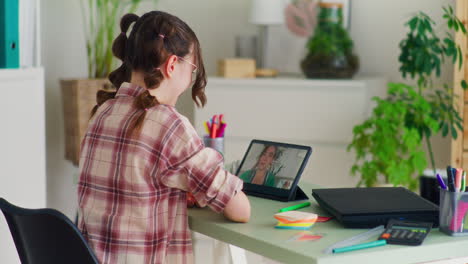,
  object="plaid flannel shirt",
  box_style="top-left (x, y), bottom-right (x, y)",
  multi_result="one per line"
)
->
top-left (77, 82), bottom-right (243, 264)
